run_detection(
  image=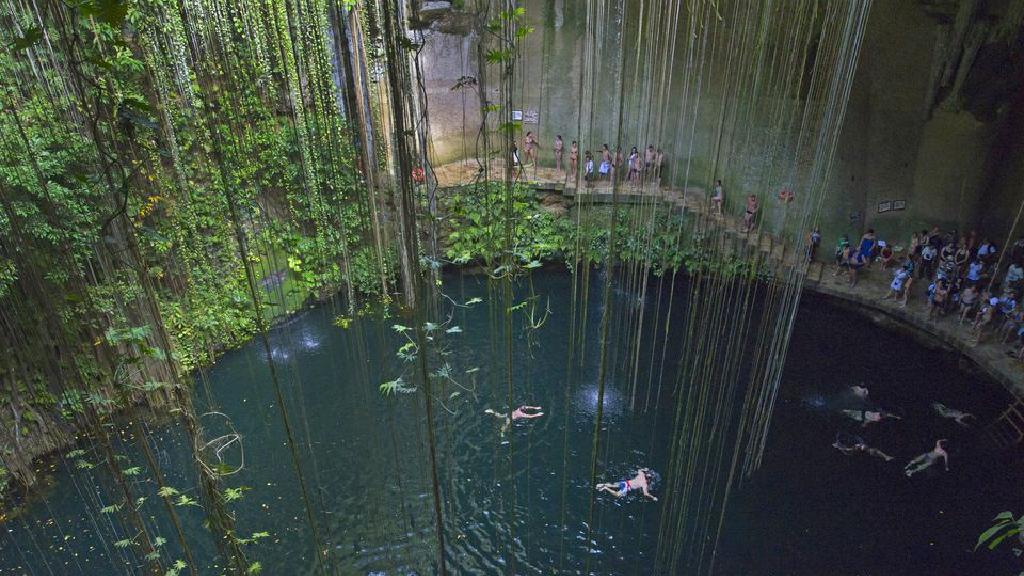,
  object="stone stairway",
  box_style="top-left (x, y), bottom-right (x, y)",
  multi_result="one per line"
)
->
top-left (433, 158), bottom-right (824, 282)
